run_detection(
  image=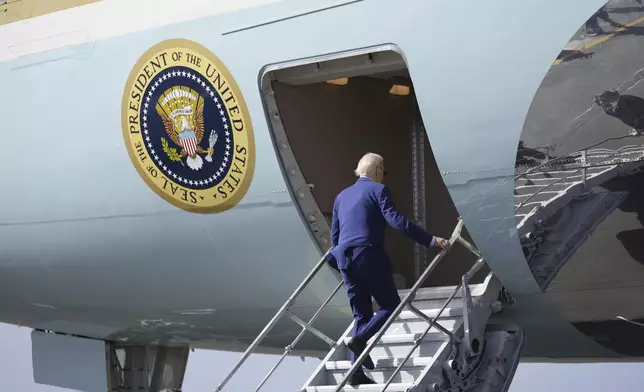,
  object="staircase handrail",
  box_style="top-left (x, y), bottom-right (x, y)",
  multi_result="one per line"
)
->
top-left (379, 256), bottom-right (486, 391)
top-left (515, 139), bottom-right (644, 213)
top-left (214, 249), bottom-right (338, 392)
top-left (515, 135), bottom-right (635, 179)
